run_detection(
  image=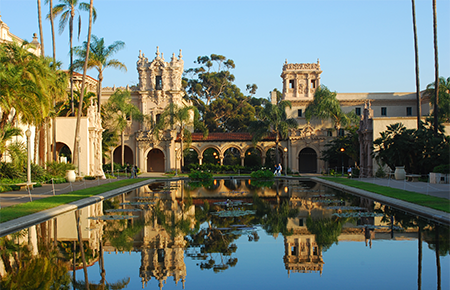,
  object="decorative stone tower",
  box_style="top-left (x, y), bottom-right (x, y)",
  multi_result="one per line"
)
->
top-left (281, 59), bottom-right (322, 100)
top-left (136, 46), bottom-right (184, 124)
